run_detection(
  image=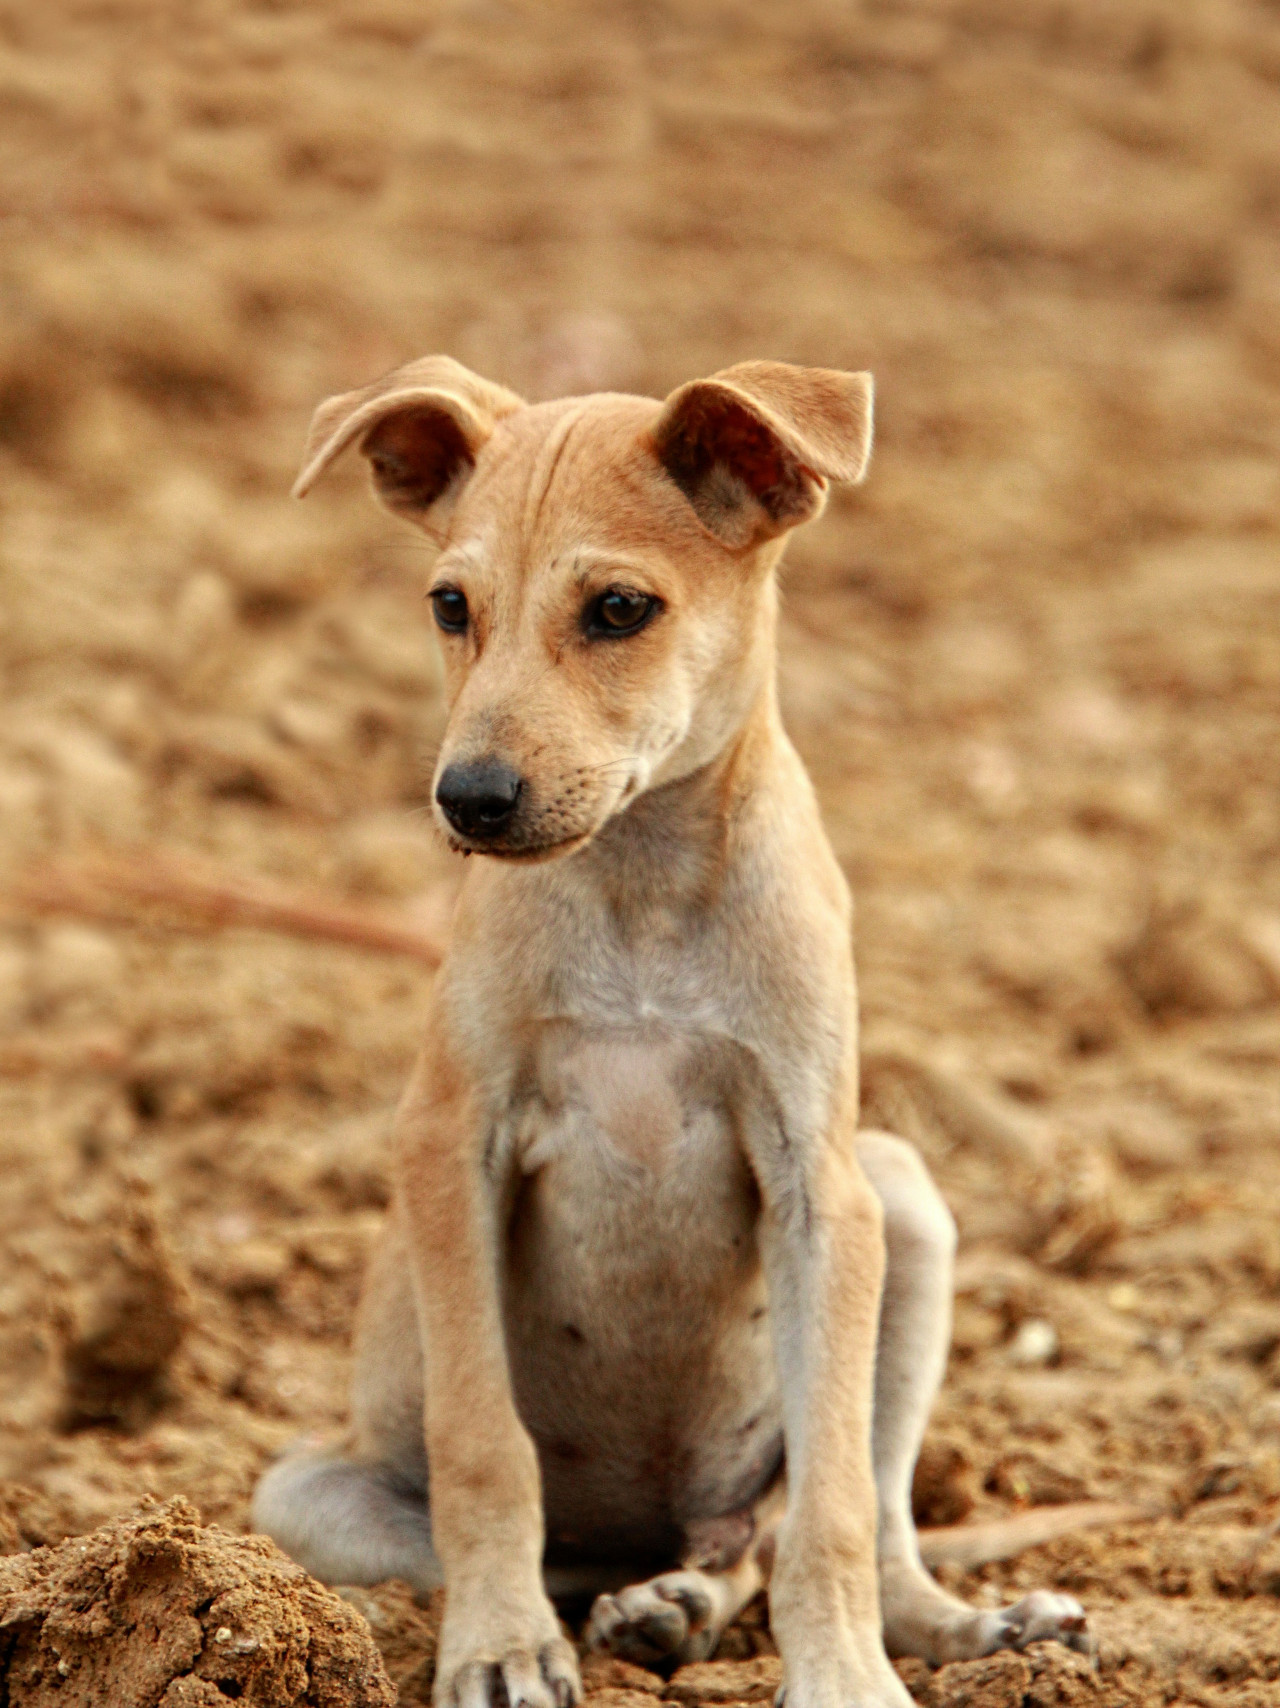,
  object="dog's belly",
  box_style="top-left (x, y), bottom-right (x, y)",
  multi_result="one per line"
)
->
top-left (503, 1023), bottom-right (782, 1564)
